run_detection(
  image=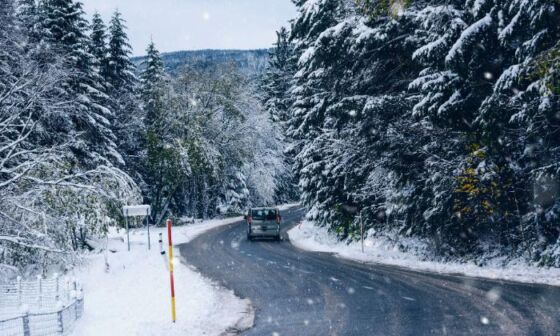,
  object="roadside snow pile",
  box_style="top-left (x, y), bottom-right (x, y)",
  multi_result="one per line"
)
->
top-left (72, 217), bottom-right (252, 336)
top-left (277, 202), bottom-right (301, 211)
top-left (288, 221), bottom-right (560, 286)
